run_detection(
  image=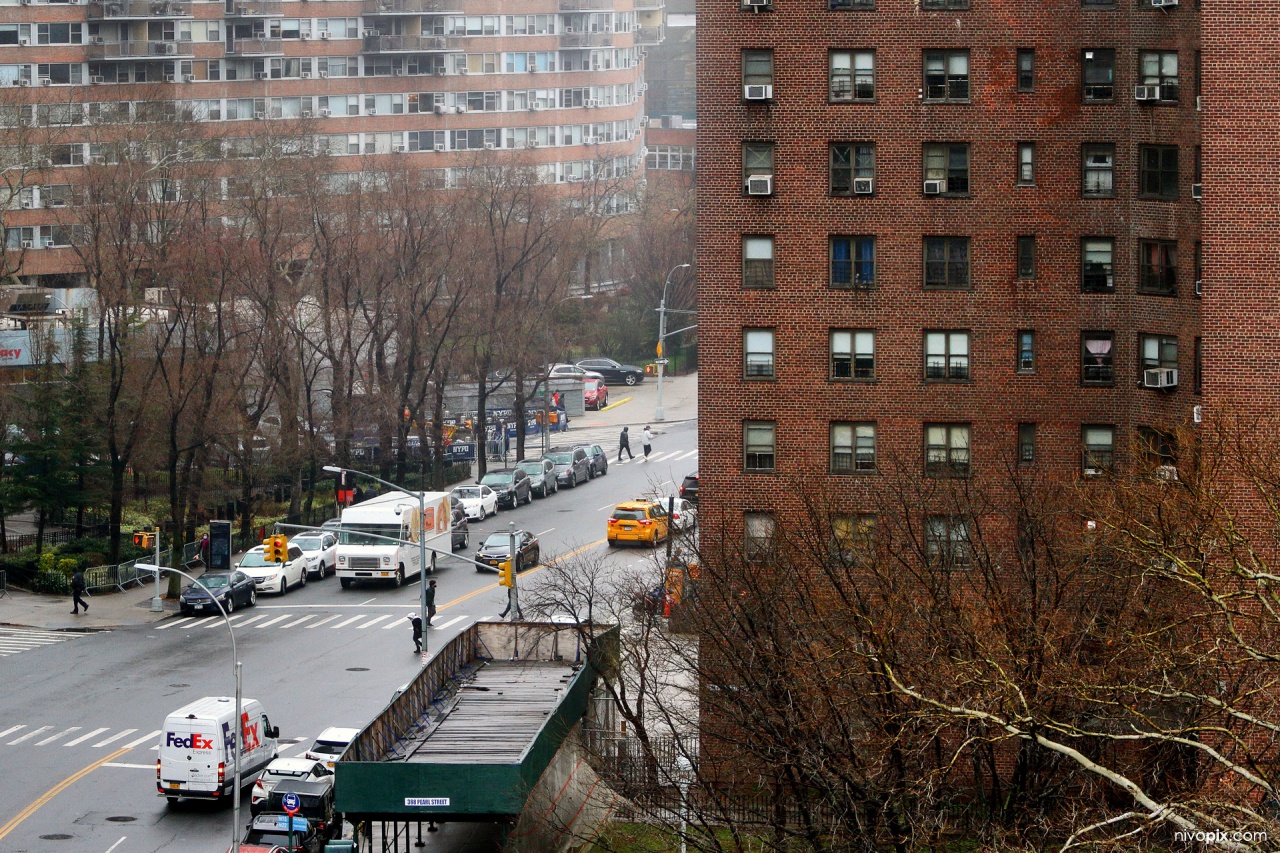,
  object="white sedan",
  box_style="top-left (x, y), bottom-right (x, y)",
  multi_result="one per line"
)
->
top-left (452, 485), bottom-right (498, 521)
top-left (291, 531), bottom-right (337, 579)
top-left (670, 497), bottom-right (698, 532)
top-left (249, 757), bottom-right (332, 813)
top-left (237, 544), bottom-right (309, 595)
